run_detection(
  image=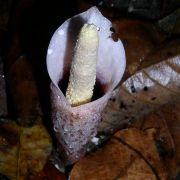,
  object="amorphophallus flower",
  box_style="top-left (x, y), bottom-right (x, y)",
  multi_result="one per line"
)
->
top-left (46, 6), bottom-right (126, 165)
